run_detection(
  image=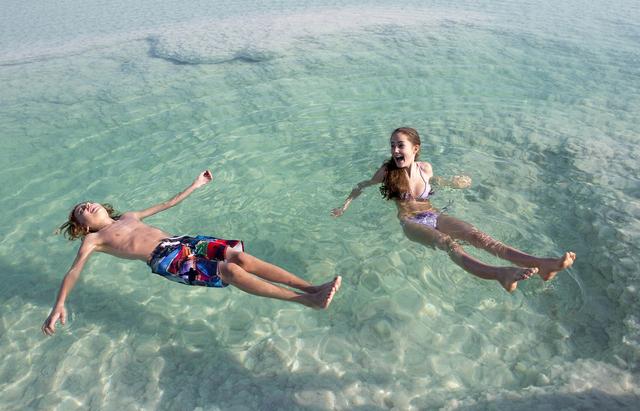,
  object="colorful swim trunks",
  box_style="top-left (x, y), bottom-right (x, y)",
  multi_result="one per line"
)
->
top-left (147, 235), bottom-right (244, 287)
